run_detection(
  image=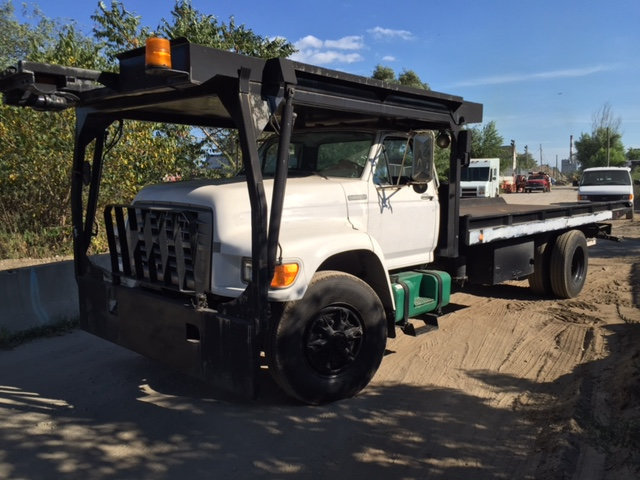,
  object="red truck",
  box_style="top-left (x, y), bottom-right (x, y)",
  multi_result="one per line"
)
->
top-left (525, 172), bottom-right (551, 193)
